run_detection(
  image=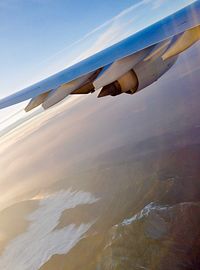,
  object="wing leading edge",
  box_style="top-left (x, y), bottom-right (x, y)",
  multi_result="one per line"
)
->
top-left (1, 1), bottom-right (200, 111)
